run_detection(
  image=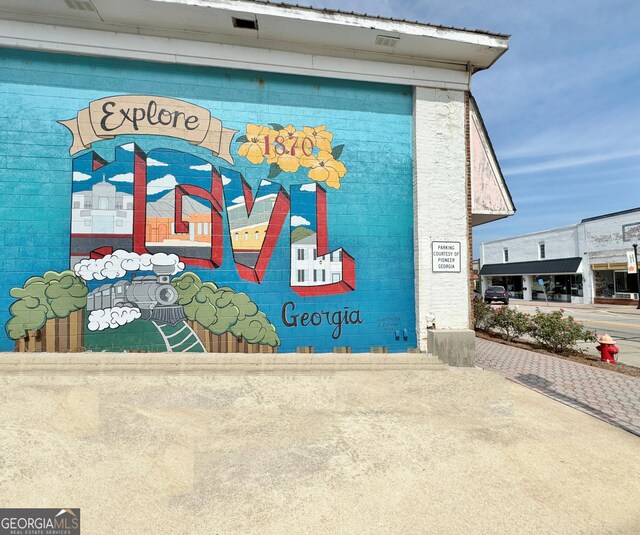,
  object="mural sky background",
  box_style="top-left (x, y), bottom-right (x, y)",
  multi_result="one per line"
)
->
top-left (309, 0), bottom-right (640, 254)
